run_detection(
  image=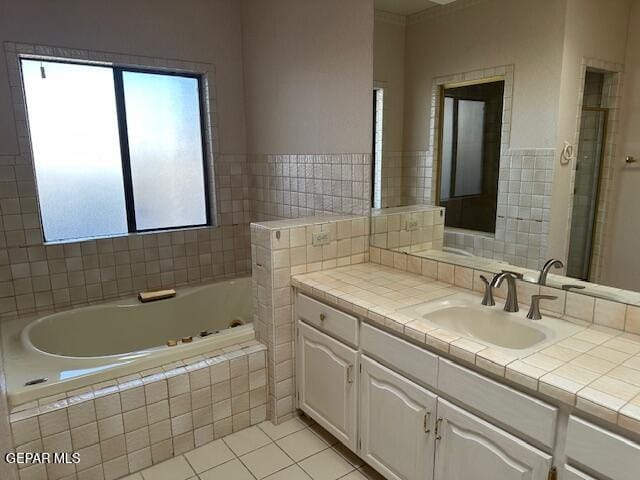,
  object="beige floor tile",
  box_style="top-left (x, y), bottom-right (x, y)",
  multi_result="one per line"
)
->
top-left (184, 439), bottom-right (235, 473)
top-left (241, 443), bottom-right (294, 478)
top-left (340, 471), bottom-right (368, 480)
top-left (140, 456), bottom-right (194, 480)
top-left (265, 464), bottom-right (313, 480)
top-left (298, 448), bottom-right (354, 480)
top-left (276, 428), bottom-right (329, 462)
top-left (199, 458), bottom-right (254, 480)
top-left (223, 425), bottom-right (272, 455)
top-left (259, 417), bottom-right (307, 440)
top-left (121, 474), bottom-right (143, 480)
